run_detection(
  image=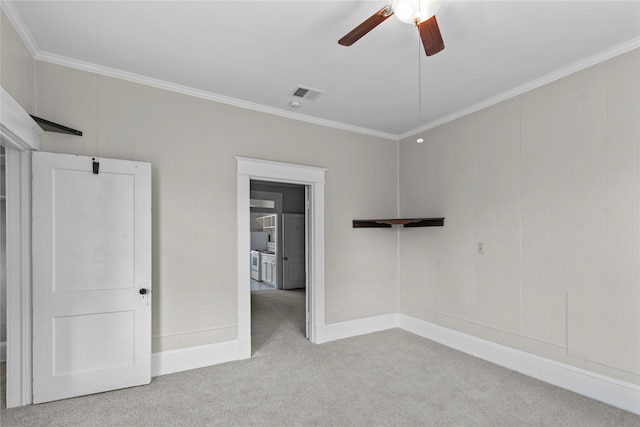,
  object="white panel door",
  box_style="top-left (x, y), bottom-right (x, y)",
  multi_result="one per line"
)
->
top-left (282, 213), bottom-right (305, 290)
top-left (32, 152), bottom-right (152, 404)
